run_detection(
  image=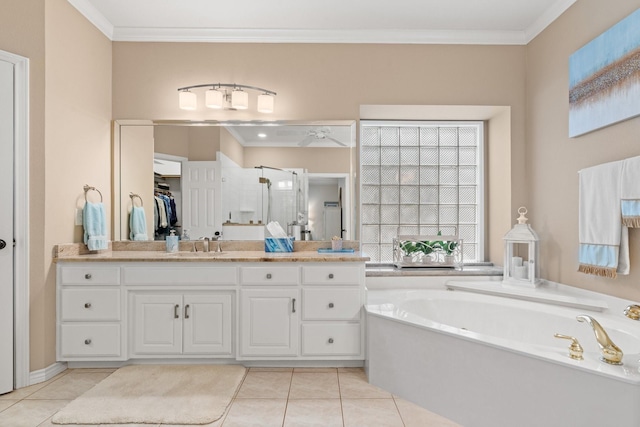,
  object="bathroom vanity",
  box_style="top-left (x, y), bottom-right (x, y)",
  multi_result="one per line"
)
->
top-left (55, 247), bottom-right (367, 366)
